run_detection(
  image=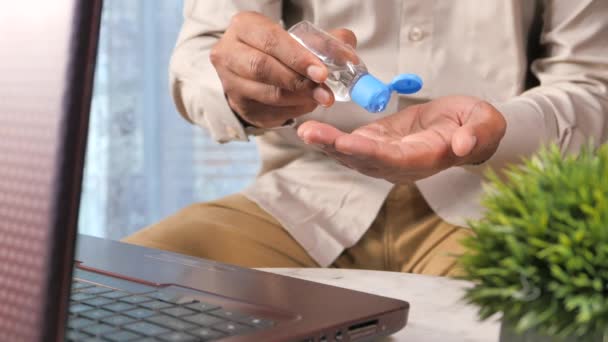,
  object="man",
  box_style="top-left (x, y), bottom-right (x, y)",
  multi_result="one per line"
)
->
top-left (124, 1), bottom-right (608, 276)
